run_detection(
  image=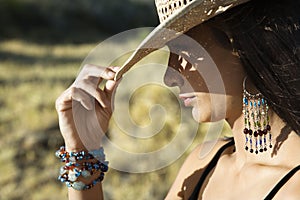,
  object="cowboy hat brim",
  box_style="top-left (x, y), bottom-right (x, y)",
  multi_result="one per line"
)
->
top-left (114, 0), bottom-right (250, 81)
